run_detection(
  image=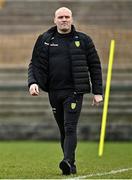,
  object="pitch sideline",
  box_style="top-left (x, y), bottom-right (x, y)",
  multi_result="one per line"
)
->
top-left (68, 167), bottom-right (132, 179)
